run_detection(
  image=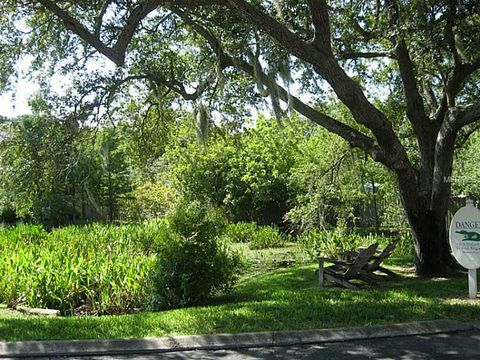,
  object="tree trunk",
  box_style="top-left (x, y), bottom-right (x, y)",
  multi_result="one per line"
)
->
top-left (405, 208), bottom-right (454, 276)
